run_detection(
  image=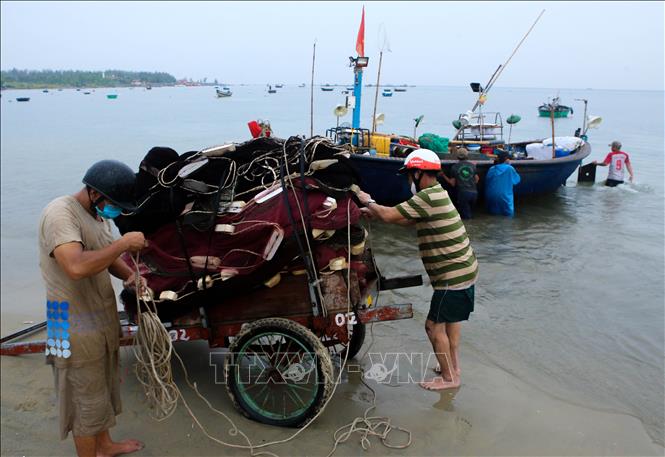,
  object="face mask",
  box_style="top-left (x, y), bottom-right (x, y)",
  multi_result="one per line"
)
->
top-left (96, 203), bottom-right (122, 219)
top-left (409, 171), bottom-right (422, 195)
